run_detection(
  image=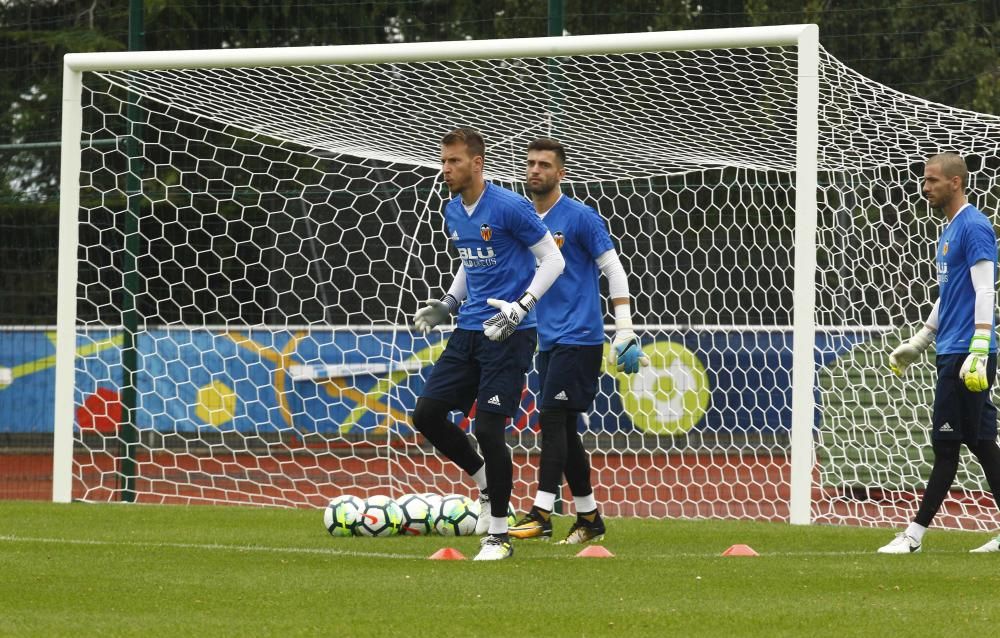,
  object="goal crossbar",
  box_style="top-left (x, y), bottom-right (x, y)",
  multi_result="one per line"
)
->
top-left (63, 25), bottom-right (818, 72)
